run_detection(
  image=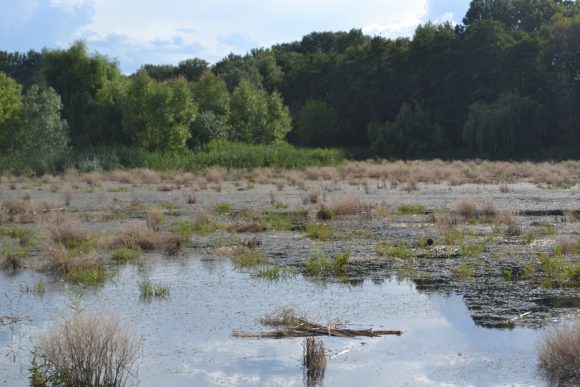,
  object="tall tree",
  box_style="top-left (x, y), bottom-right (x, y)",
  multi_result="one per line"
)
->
top-left (0, 72), bottom-right (23, 149)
